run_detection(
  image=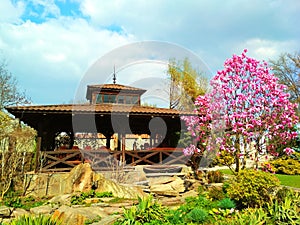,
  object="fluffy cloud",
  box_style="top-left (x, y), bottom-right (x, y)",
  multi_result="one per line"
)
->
top-left (0, 0), bottom-right (299, 104)
top-left (0, 16), bottom-right (135, 103)
top-left (236, 38), bottom-right (298, 61)
top-left (0, 0), bottom-right (24, 23)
